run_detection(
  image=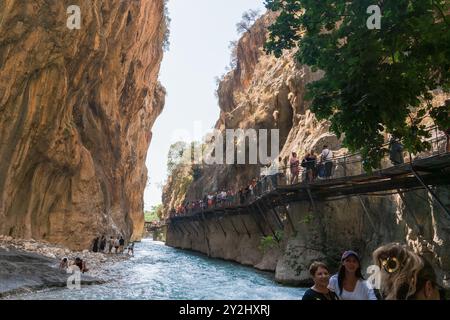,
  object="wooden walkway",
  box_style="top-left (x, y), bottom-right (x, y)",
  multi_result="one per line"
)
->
top-left (168, 152), bottom-right (450, 224)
